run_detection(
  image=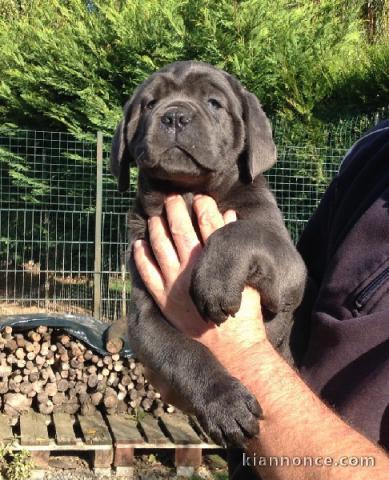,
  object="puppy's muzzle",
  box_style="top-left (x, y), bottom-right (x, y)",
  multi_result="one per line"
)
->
top-left (160, 107), bottom-right (193, 132)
